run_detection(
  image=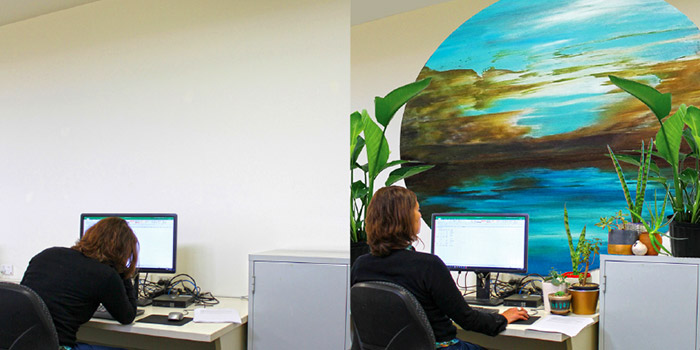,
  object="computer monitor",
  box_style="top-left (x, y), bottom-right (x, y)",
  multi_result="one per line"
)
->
top-left (80, 213), bottom-right (178, 274)
top-left (431, 213), bottom-right (528, 306)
